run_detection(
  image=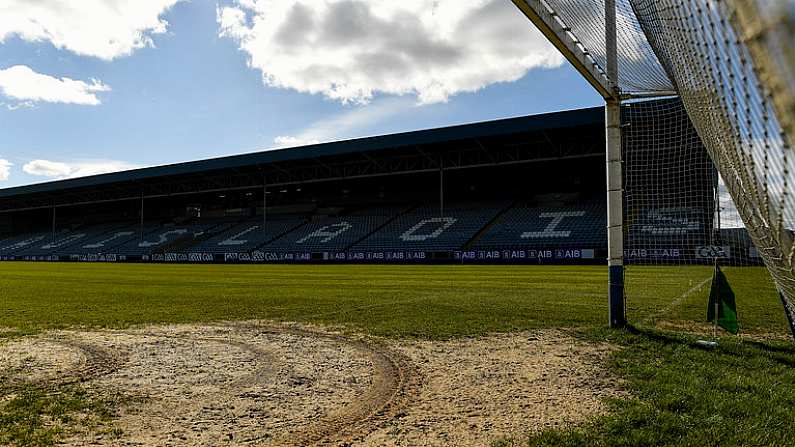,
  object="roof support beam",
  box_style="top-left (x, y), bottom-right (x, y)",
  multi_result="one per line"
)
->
top-left (511, 0), bottom-right (615, 99)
